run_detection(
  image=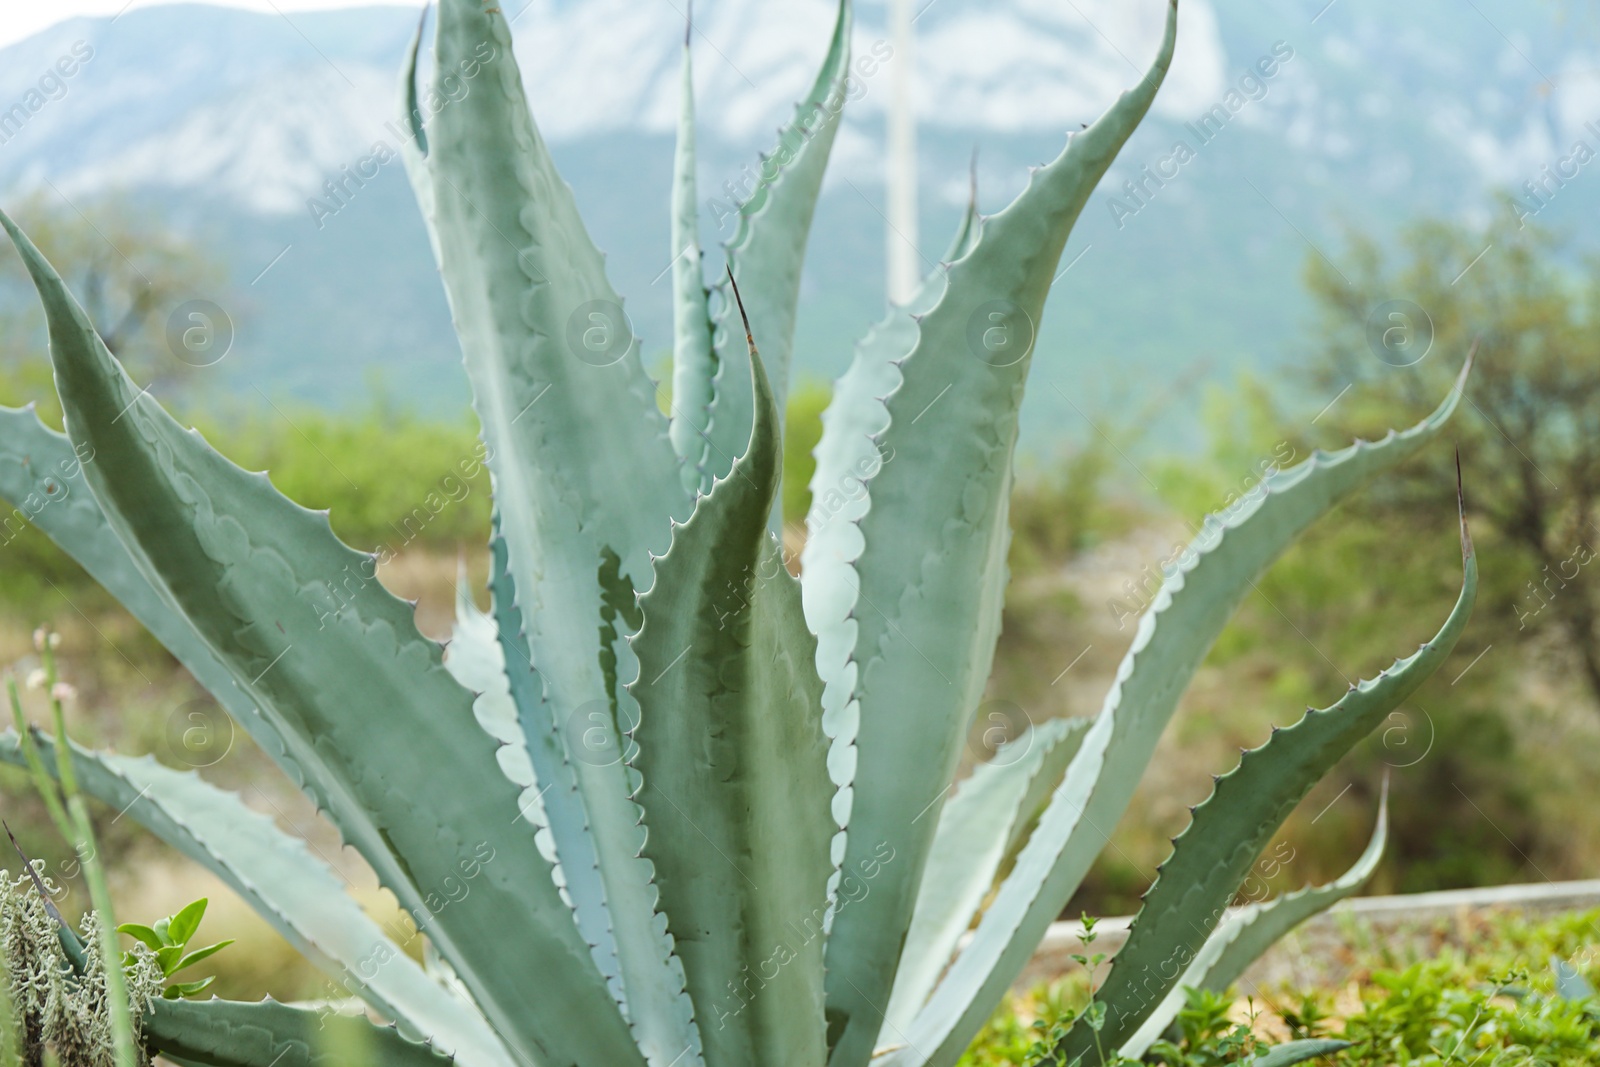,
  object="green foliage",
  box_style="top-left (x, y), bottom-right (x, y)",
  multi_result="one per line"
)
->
top-left (0, 190), bottom-right (221, 407)
top-left (967, 909), bottom-right (1600, 1067)
top-left (0, 2), bottom-right (1483, 1065)
top-left (1333, 953), bottom-right (1600, 1065)
top-left (1010, 437), bottom-right (1140, 576)
top-left (782, 379), bottom-right (830, 527)
top-left (118, 898), bottom-right (234, 1000)
top-left (1302, 208), bottom-right (1600, 709)
top-left (187, 399), bottom-right (491, 556)
top-left (1149, 210), bottom-right (1600, 897)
